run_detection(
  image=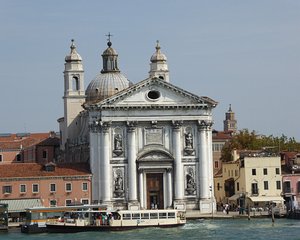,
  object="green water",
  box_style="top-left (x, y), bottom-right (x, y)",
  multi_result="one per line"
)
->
top-left (1, 218), bottom-right (299, 240)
